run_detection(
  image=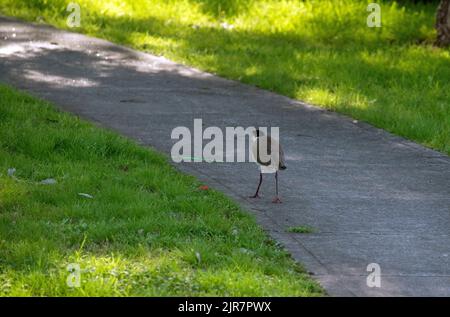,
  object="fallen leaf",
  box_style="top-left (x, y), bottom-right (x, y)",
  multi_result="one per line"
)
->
top-left (7, 168), bottom-right (16, 177)
top-left (40, 178), bottom-right (57, 185)
top-left (78, 193), bottom-right (94, 199)
top-left (195, 251), bottom-right (201, 263)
